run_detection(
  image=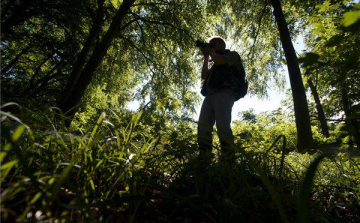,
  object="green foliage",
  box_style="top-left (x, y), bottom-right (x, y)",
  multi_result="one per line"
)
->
top-left (1, 0), bottom-right (94, 103)
top-left (302, 0), bottom-right (360, 114)
top-left (2, 1), bottom-right (360, 221)
top-left (234, 109), bottom-right (298, 150)
top-left (1, 0), bottom-right (210, 123)
top-left (1, 108), bottom-right (359, 222)
top-left (342, 3), bottom-right (360, 27)
top-left (297, 0), bottom-right (360, 147)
